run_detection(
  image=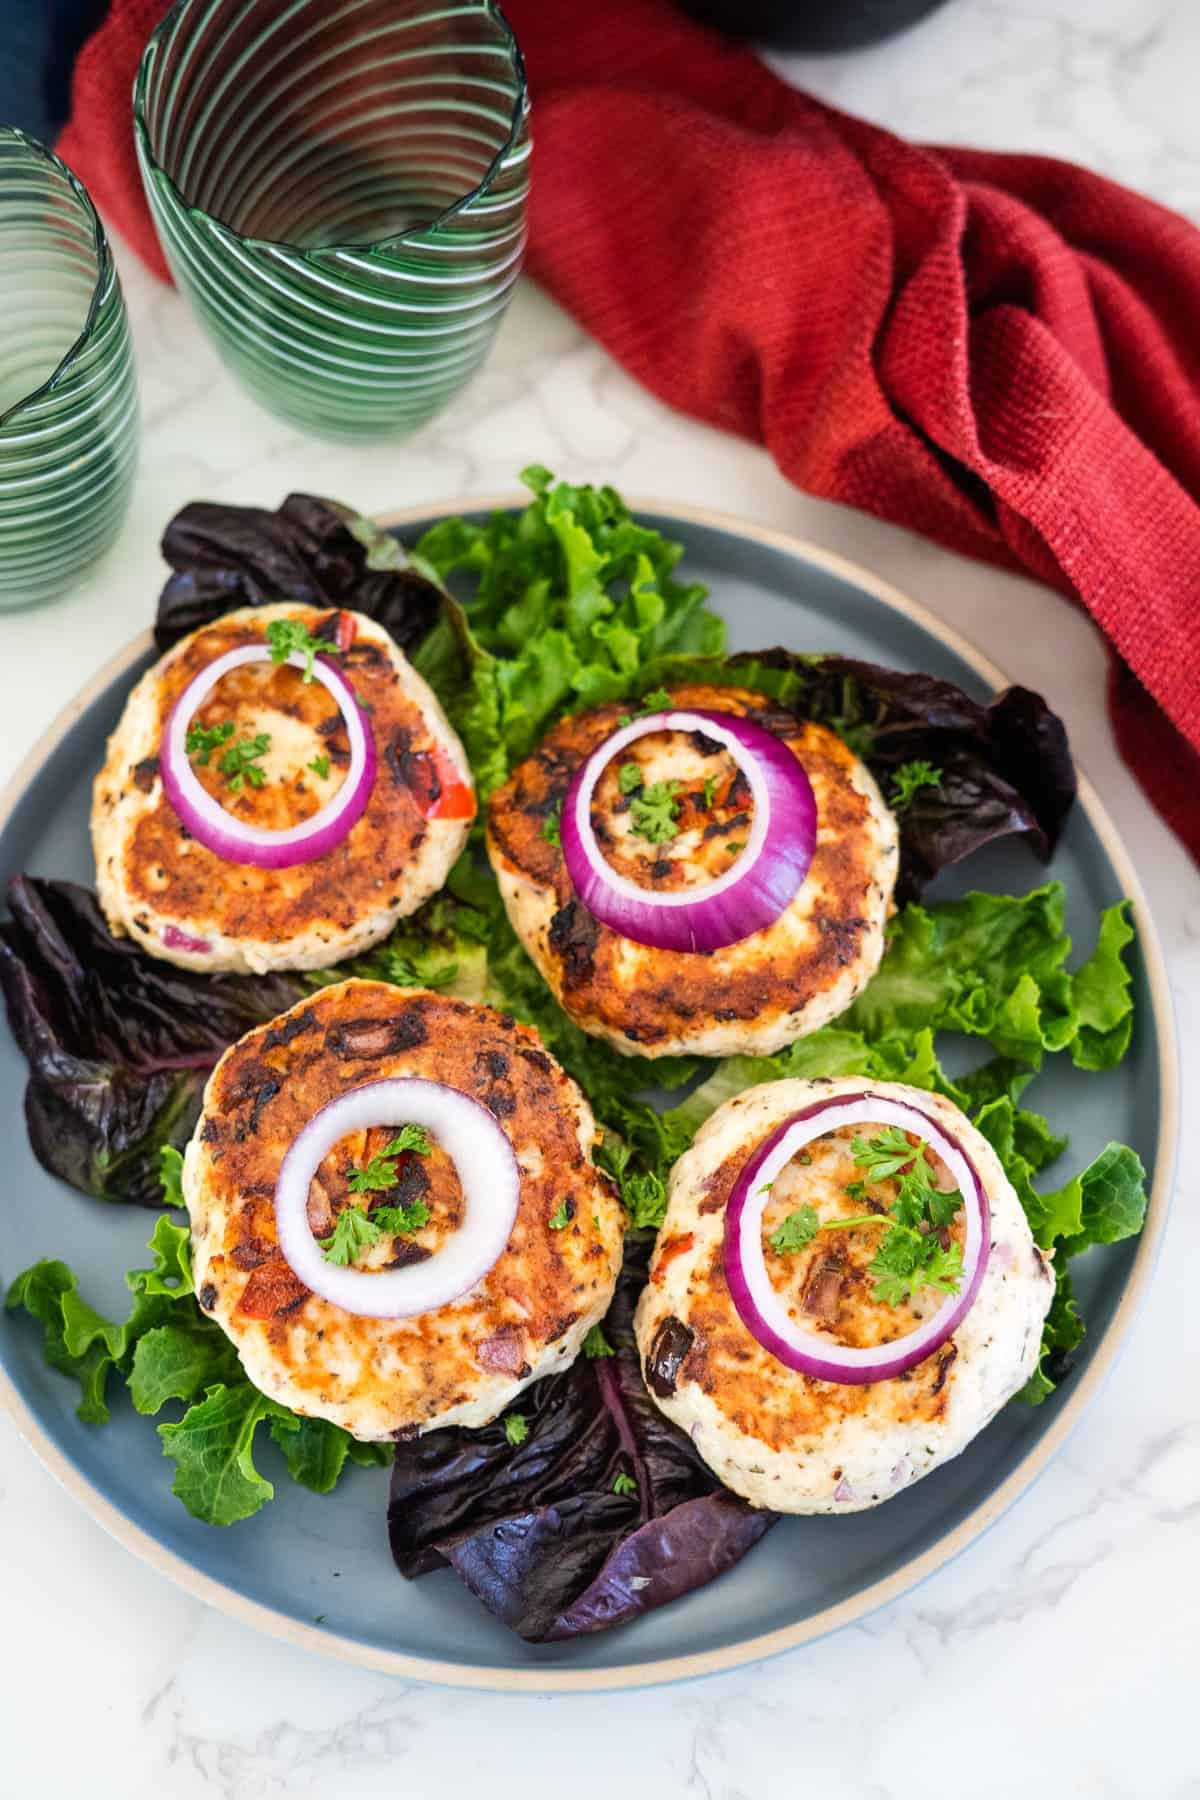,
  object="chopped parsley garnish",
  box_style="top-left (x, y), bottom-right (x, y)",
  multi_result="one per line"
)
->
top-left (159, 1144), bottom-right (185, 1208)
top-left (615, 692), bottom-right (671, 728)
top-left (346, 1125), bottom-right (432, 1194)
top-left (725, 840), bottom-right (744, 854)
top-left (266, 617), bottom-right (340, 683)
top-left (541, 802), bottom-right (562, 847)
top-left (764, 1128), bottom-right (964, 1309)
top-left (371, 1199), bottom-right (431, 1235)
top-left (851, 1125), bottom-right (920, 1183)
top-left (613, 1471), bottom-right (638, 1497)
top-left (890, 759), bottom-right (942, 811)
top-left (504, 1413), bottom-right (528, 1447)
top-left (308, 753), bottom-right (331, 780)
top-left (218, 733), bottom-right (271, 793)
top-left (583, 1323), bottom-right (615, 1359)
top-left (320, 1179), bottom-right (432, 1265)
top-left (630, 780), bottom-right (682, 844)
top-left (617, 761), bottom-right (643, 794)
top-left (185, 720), bottom-right (234, 765)
top-left (548, 1198), bottom-right (572, 1230)
top-left (768, 1206), bottom-right (820, 1255)
top-left (319, 1203), bottom-right (382, 1268)
top-left (701, 775), bottom-right (718, 810)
